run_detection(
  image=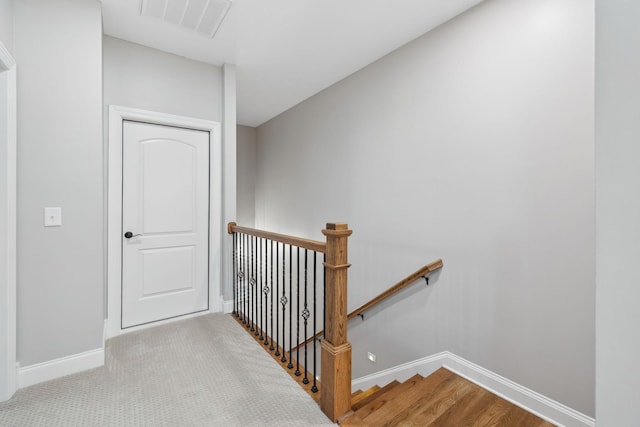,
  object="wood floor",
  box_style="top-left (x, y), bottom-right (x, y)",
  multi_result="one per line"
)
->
top-left (340, 368), bottom-right (556, 427)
